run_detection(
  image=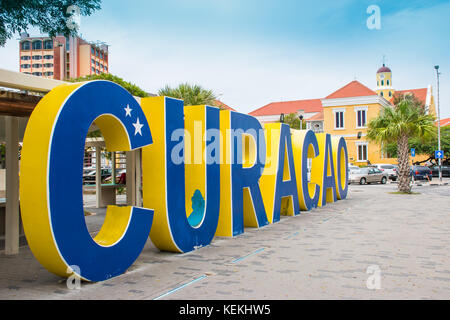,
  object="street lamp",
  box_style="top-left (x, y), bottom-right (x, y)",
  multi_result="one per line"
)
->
top-left (280, 113), bottom-right (285, 123)
top-left (434, 65), bottom-right (442, 183)
top-left (298, 114), bottom-right (304, 130)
